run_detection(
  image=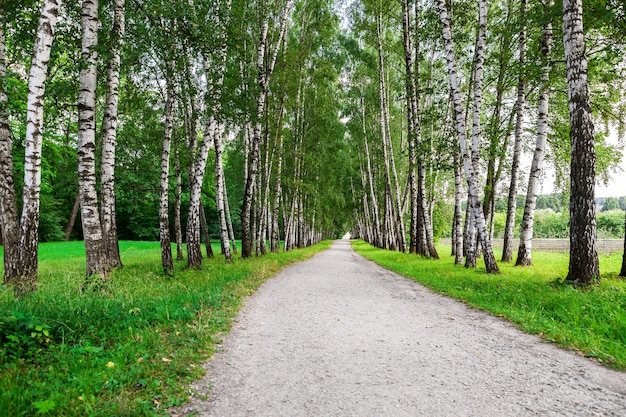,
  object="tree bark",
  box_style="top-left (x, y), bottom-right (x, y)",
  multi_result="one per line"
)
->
top-left (222, 174), bottom-right (237, 254)
top-left (13, 0), bottom-right (60, 295)
top-left (361, 95), bottom-right (382, 248)
top-left (562, 0), bottom-right (599, 285)
top-left (0, 7), bottom-right (20, 284)
top-left (241, 2), bottom-right (290, 258)
top-left (78, 0), bottom-right (109, 283)
top-left (213, 124), bottom-right (233, 262)
top-left (100, 0), bottom-right (125, 270)
top-left (402, 0), bottom-right (419, 255)
top-left (187, 81), bottom-right (221, 268)
top-left (516, 9), bottom-right (553, 266)
top-left (502, 0), bottom-right (527, 262)
top-left (437, 0), bottom-right (499, 273)
top-left (418, 158), bottom-right (439, 259)
top-left (174, 141), bottom-right (184, 260)
top-left (452, 150), bottom-right (464, 264)
top-left (271, 130), bottom-right (284, 253)
top-left (159, 77), bottom-right (174, 275)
